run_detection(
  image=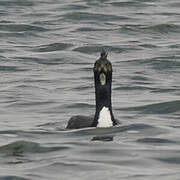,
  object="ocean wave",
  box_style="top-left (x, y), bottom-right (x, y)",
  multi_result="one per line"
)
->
top-left (0, 140), bottom-right (66, 156)
top-left (0, 24), bottom-right (48, 32)
top-left (32, 43), bottom-right (73, 53)
top-left (120, 100), bottom-right (180, 114)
